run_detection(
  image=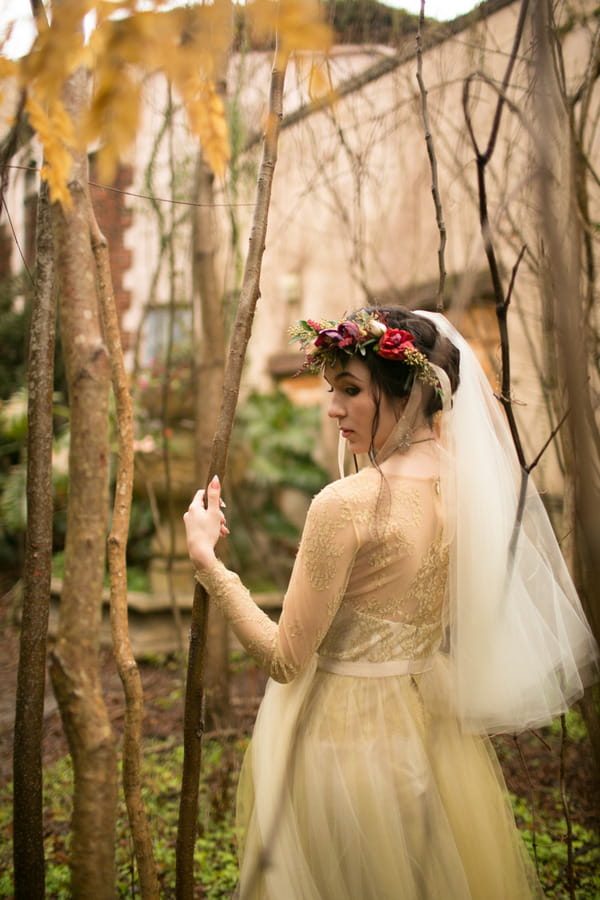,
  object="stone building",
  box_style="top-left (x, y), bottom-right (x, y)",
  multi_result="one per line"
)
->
top-left (2, 0), bottom-right (598, 494)
top-left (2, 0), bottom-right (598, 650)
